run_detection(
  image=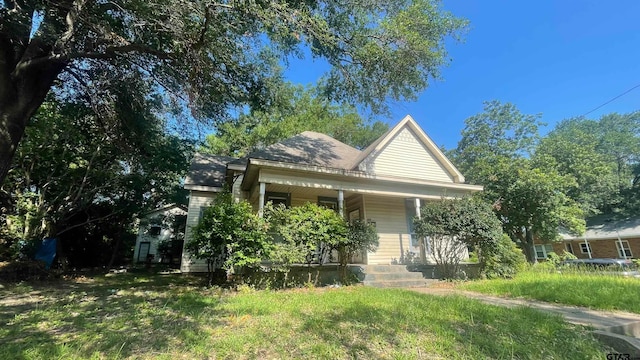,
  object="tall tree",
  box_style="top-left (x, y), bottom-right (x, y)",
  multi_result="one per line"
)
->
top-left (535, 118), bottom-right (619, 215)
top-left (202, 83), bottom-right (389, 156)
top-left (453, 101), bottom-right (584, 263)
top-left (0, 0), bottom-right (467, 184)
top-left (486, 159), bottom-right (584, 263)
top-left (1, 73), bottom-right (193, 261)
top-left (536, 112), bottom-right (640, 215)
top-left (454, 100), bottom-right (544, 184)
